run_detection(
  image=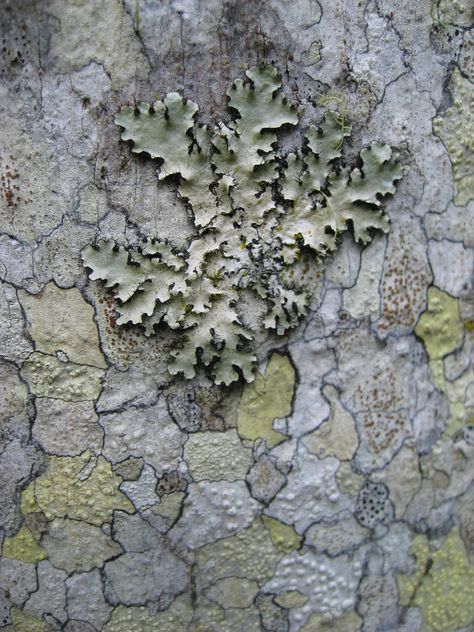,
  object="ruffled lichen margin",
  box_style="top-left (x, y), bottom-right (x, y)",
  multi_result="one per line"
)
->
top-left (82, 65), bottom-right (403, 385)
